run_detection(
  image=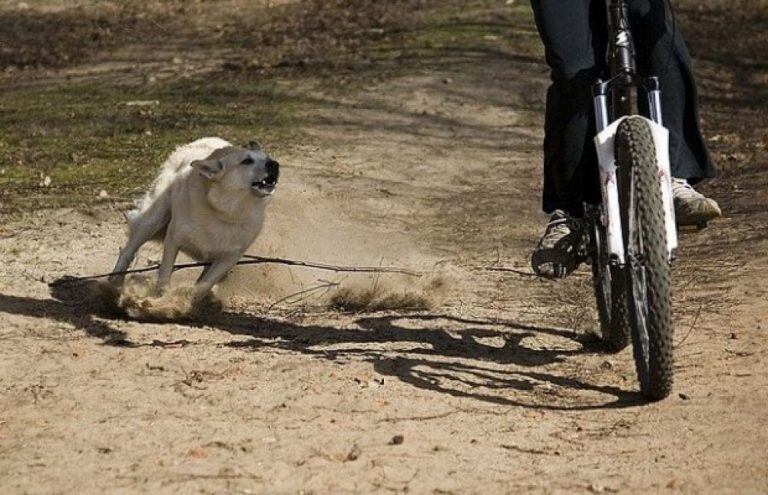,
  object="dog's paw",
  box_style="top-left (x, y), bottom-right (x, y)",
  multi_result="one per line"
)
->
top-left (119, 286), bottom-right (222, 322)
